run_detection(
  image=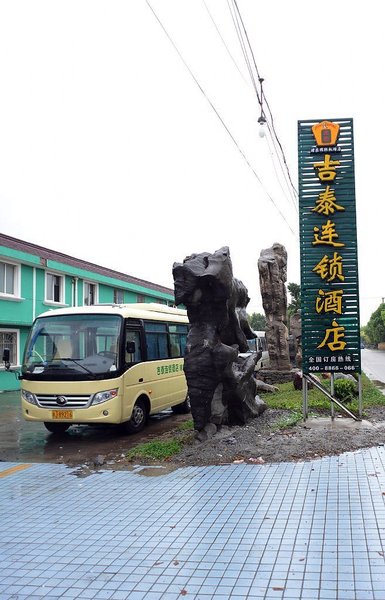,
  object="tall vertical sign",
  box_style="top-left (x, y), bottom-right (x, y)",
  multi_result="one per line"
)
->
top-left (298, 118), bottom-right (361, 375)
